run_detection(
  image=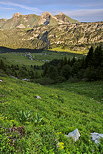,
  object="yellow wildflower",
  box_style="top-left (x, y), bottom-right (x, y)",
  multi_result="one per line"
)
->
top-left (57, 142), bottom-right (64, 150)
top-left (56, 132), bottom-right (62, 135)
